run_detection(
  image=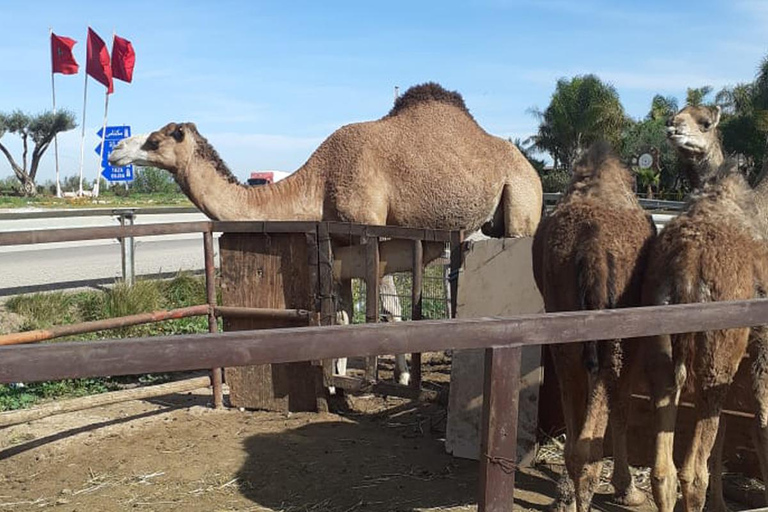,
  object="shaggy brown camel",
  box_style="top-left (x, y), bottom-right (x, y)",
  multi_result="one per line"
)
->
top-left (532, 141), bottom-right (655, 512)
top-left (642, 162), bottom-right (768, 512)
top-left (642, 105), bottom-right (768, 512)
top-left (110, 83), bottom-right (543, 384)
